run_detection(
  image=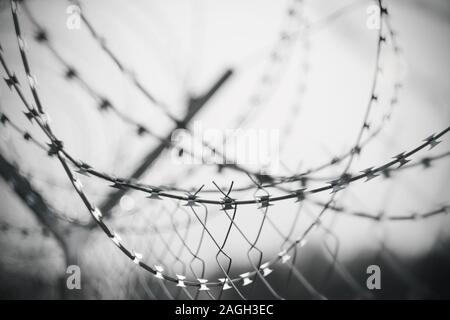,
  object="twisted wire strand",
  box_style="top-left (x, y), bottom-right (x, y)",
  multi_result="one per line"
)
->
top-left (4, 38), bottom-right (443, 210)
top-left (0, 3), bottom-right (404, 200)
top-left (0, 105), bottom-right (450, 224)
top-left (19, 0), bottom-right (400, 190)
top-left (1, 0), bottom-right (449, 293)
